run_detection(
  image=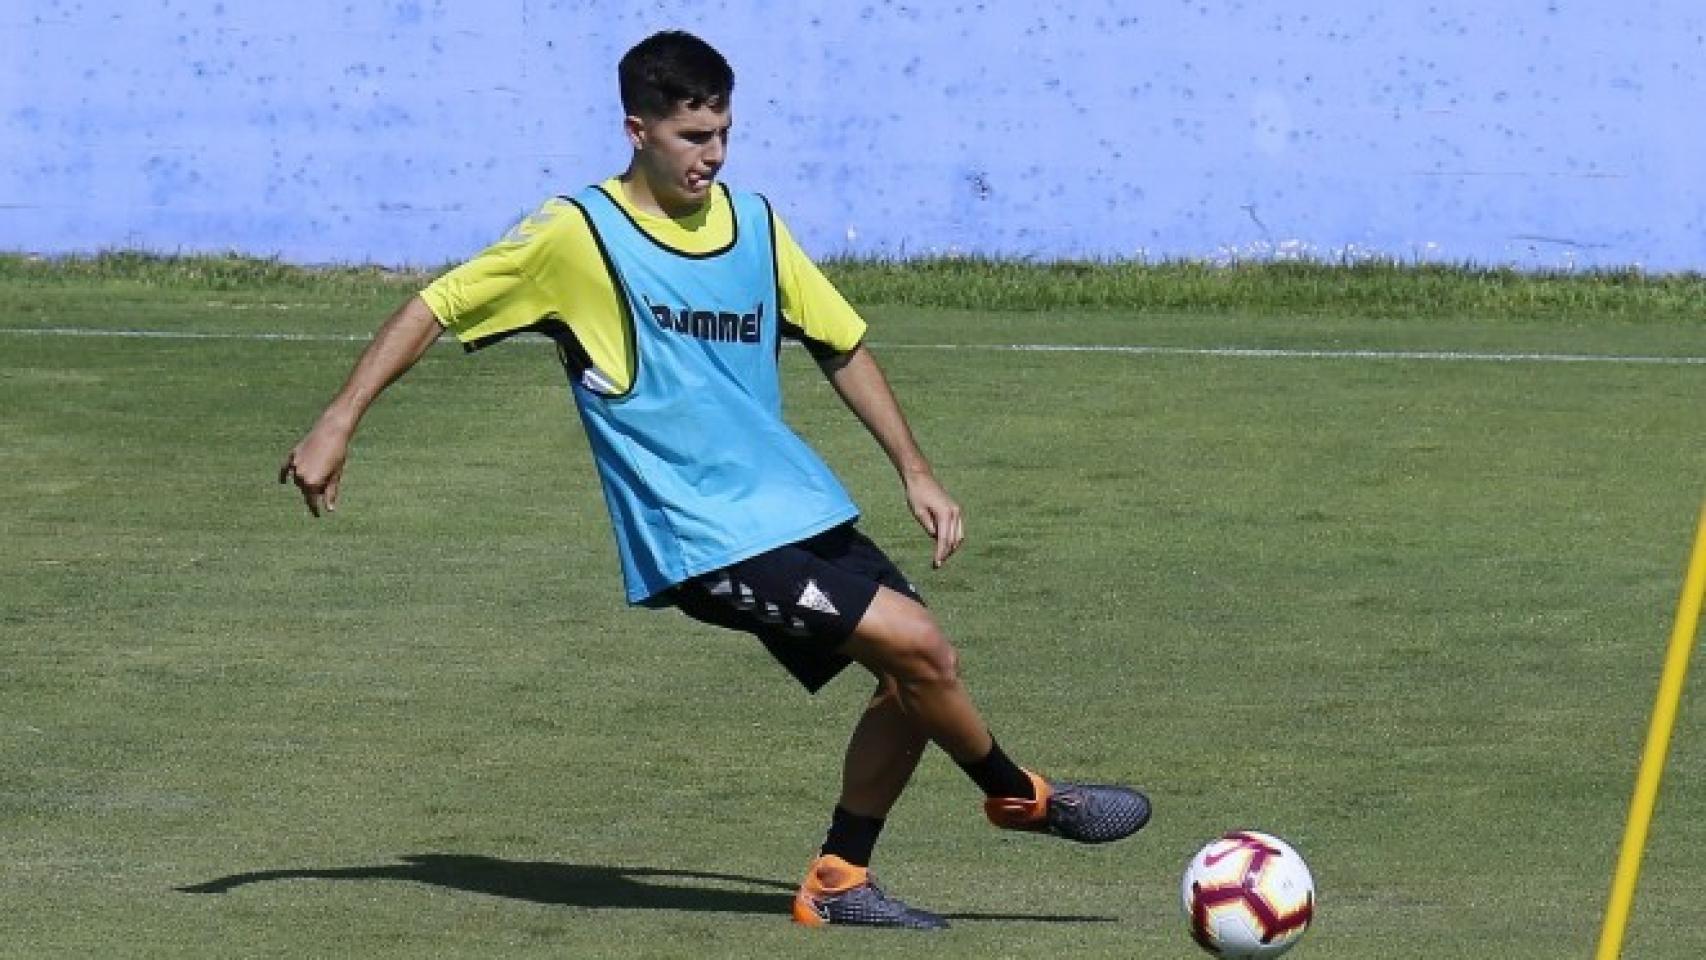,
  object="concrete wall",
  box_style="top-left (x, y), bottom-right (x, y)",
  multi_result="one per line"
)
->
top-left (5, 1), bottom-right (1703, 269)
